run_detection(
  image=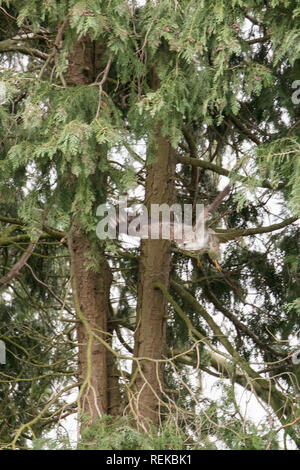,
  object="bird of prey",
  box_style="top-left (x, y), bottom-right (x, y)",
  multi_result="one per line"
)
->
top-left (174, 184), bottom-right (231, 269)
top-left (115, 184), bottom-right (233, 269)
